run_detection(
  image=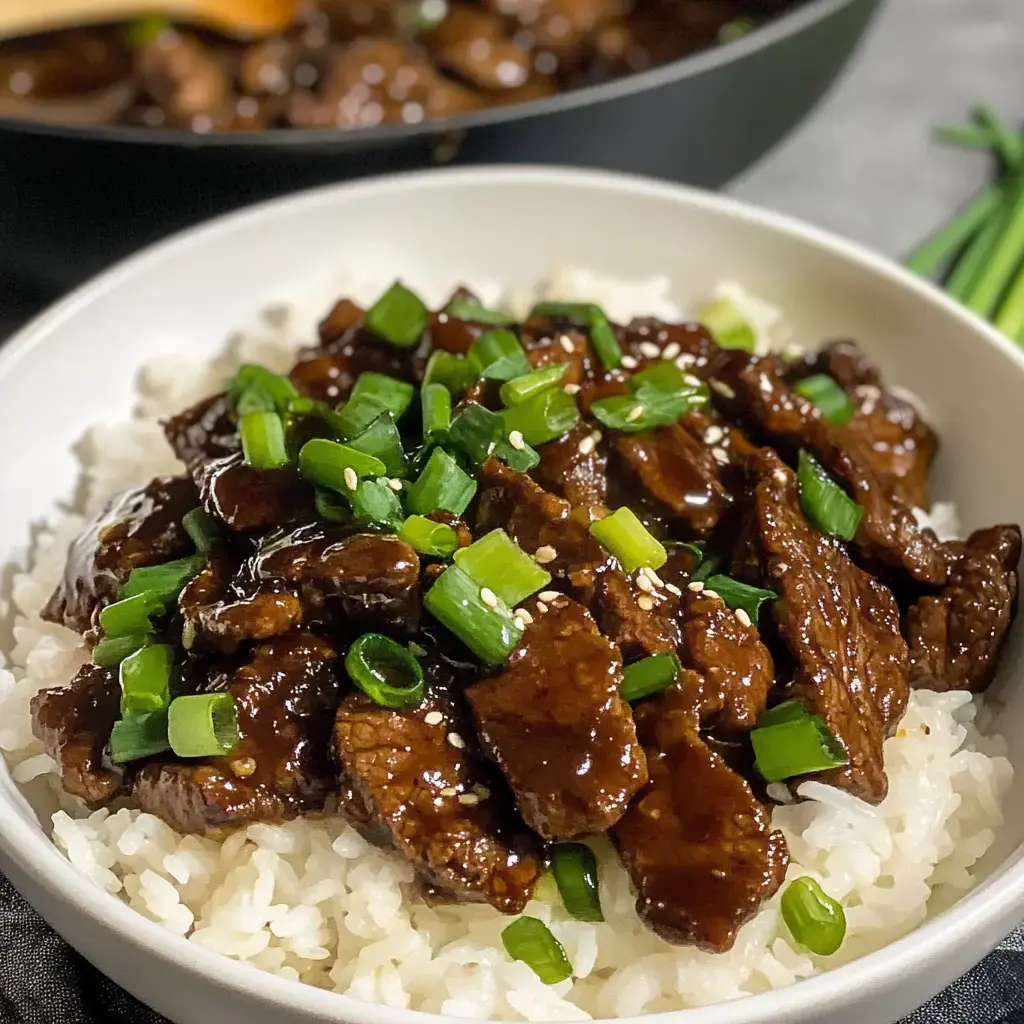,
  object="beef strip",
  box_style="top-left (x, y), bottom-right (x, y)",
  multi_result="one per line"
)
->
top-left (612, 669), bottom-right (788, 951)
top-left (533, 421), bottom-right (609, 508)
top-left (163, 392), bottom-right (238, 472)
top-left (466, 597), bottom-right (647, 839)
top-left (591, 569), bottom-right (680, 659)
top-left (30, 663), bottom-right (125, 805)
top-left (42, 475), bottom-right (199, 633)
top-left (318, 297), bottom-right (365, 346)
top-left (618, 318), bottom-right (716, 373)
top-left (907, 525), bottom-right (1021, 693)
top-left (734, 448), bottom-right (909, 803)
top-left (197, 453), bottom-right (317, 532)
top-left (334, 657), bottom-right (542, 912)
top-left (133, 632), bottom-right (341, 833)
